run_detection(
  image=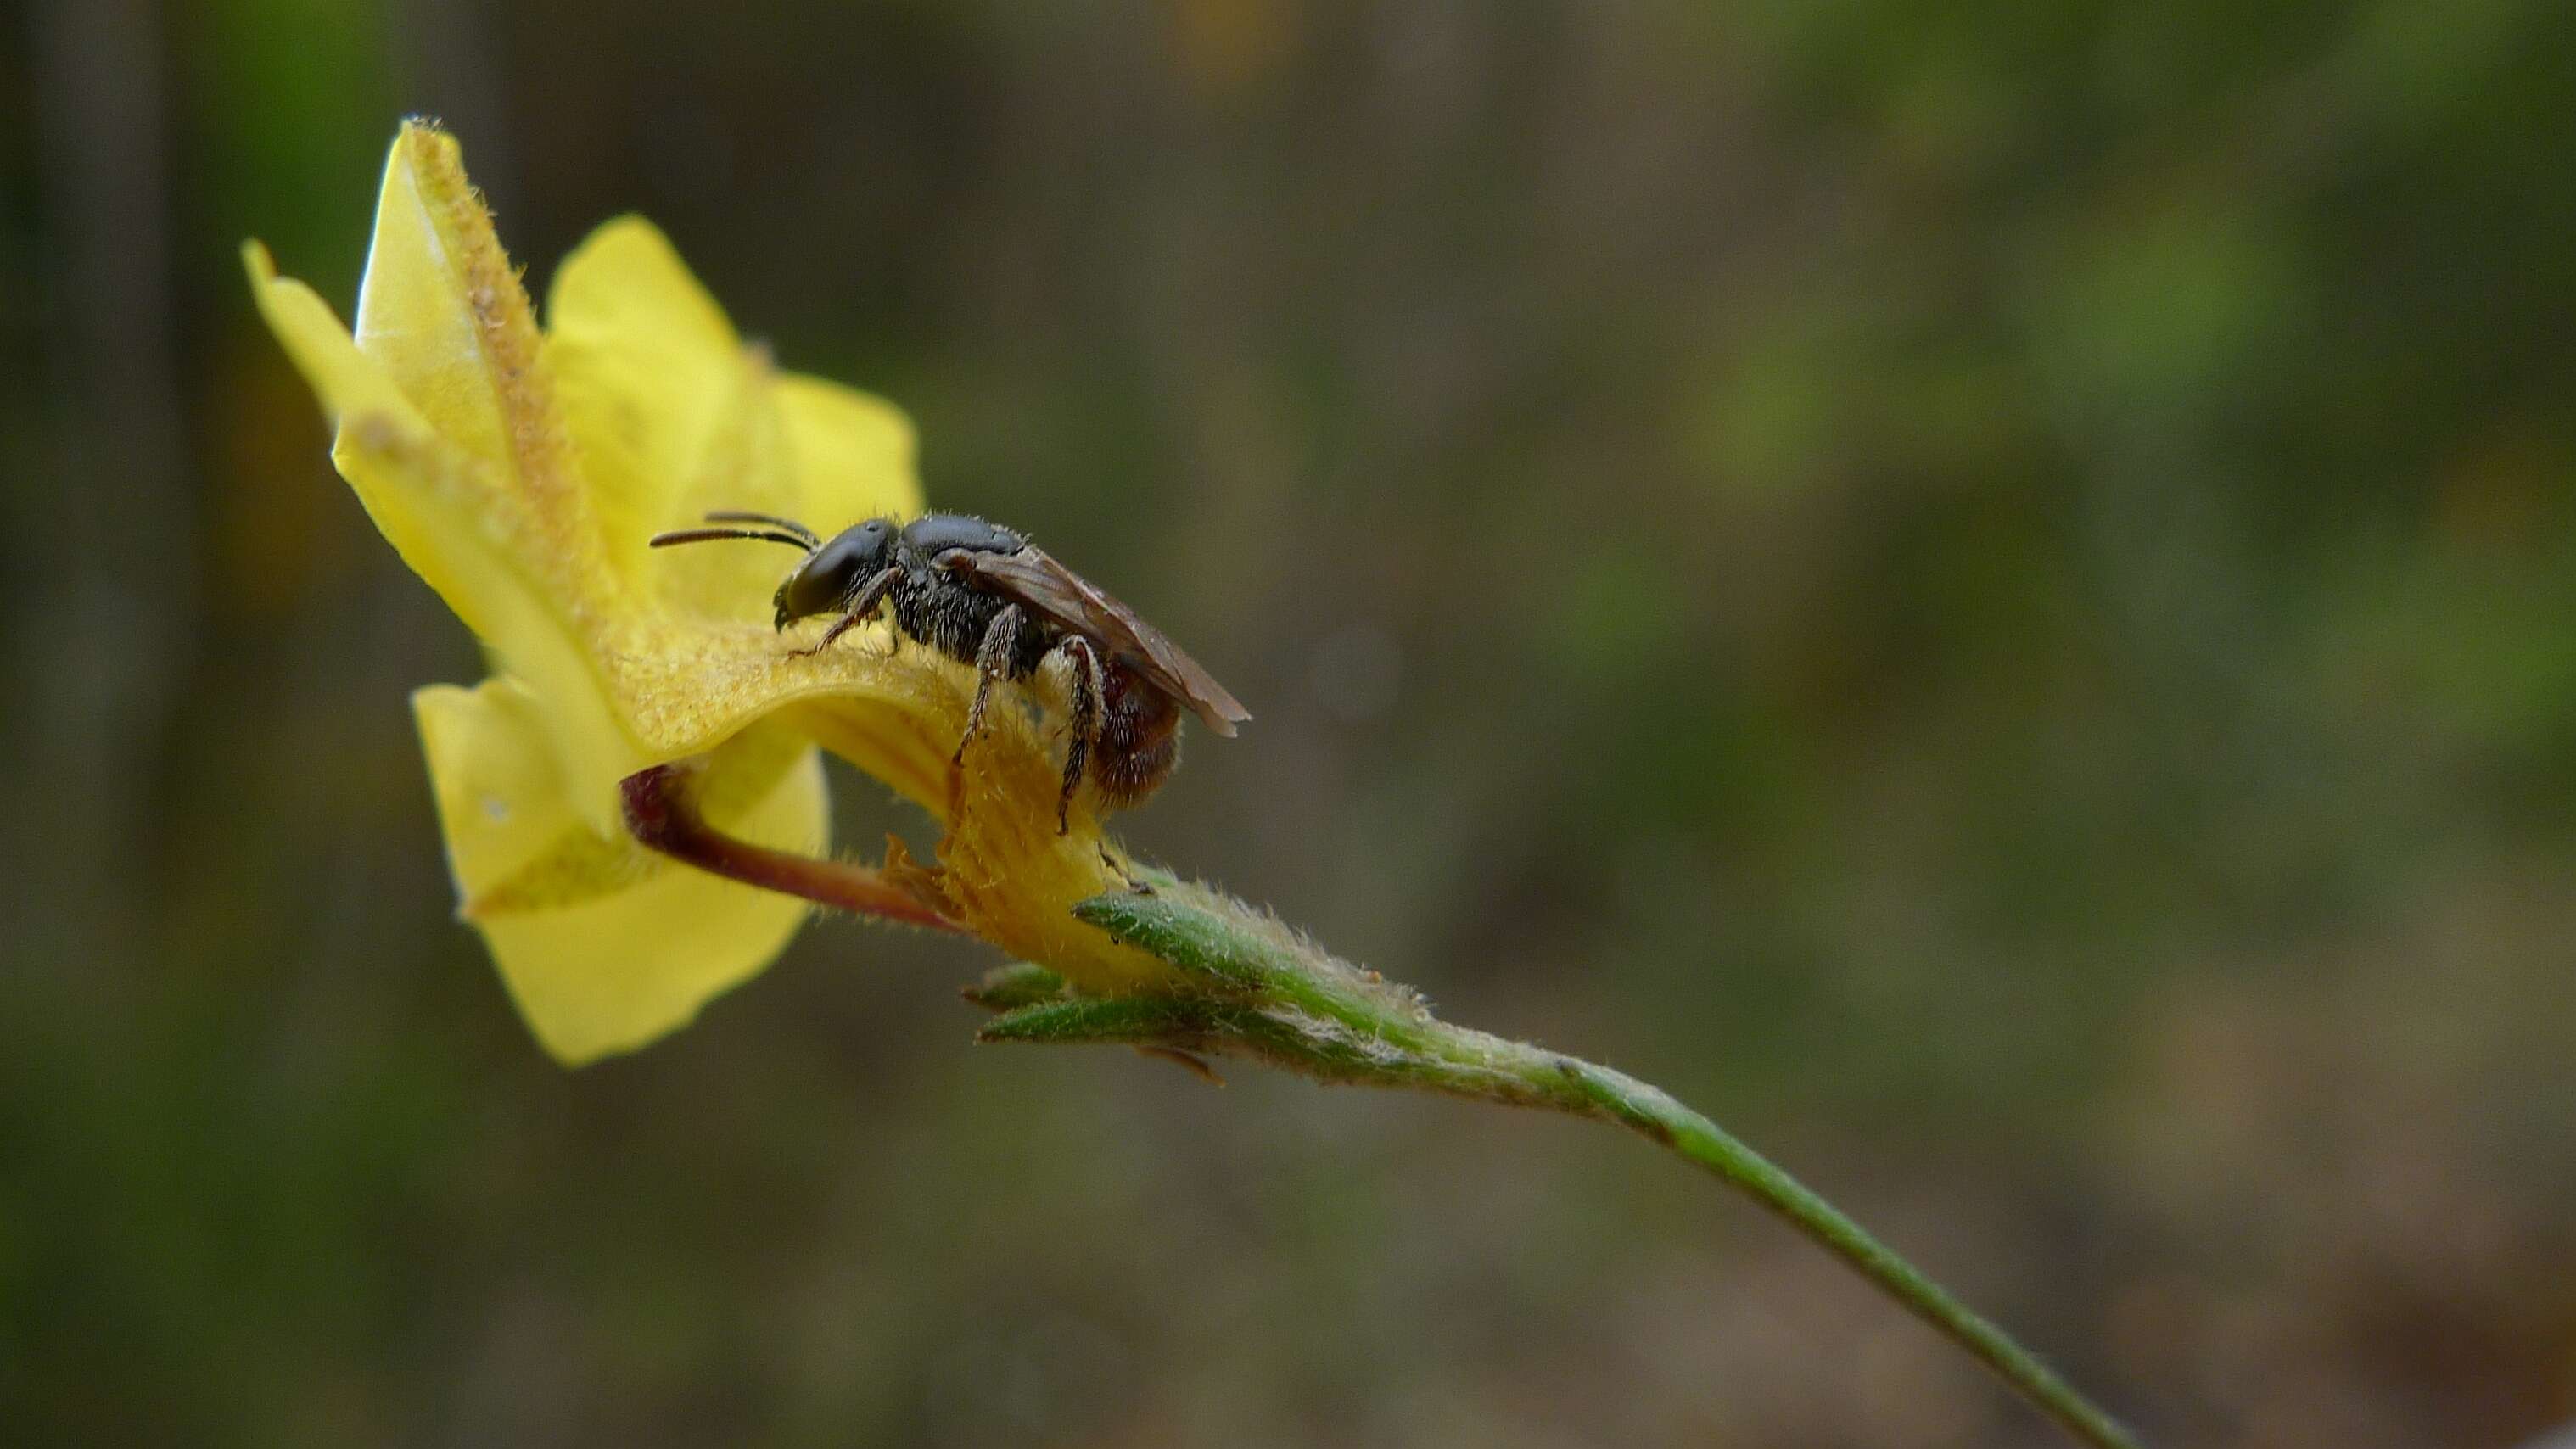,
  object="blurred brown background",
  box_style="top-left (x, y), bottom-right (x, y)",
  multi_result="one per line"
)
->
top-left (5, 2), bottom-right (2574, 1446)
